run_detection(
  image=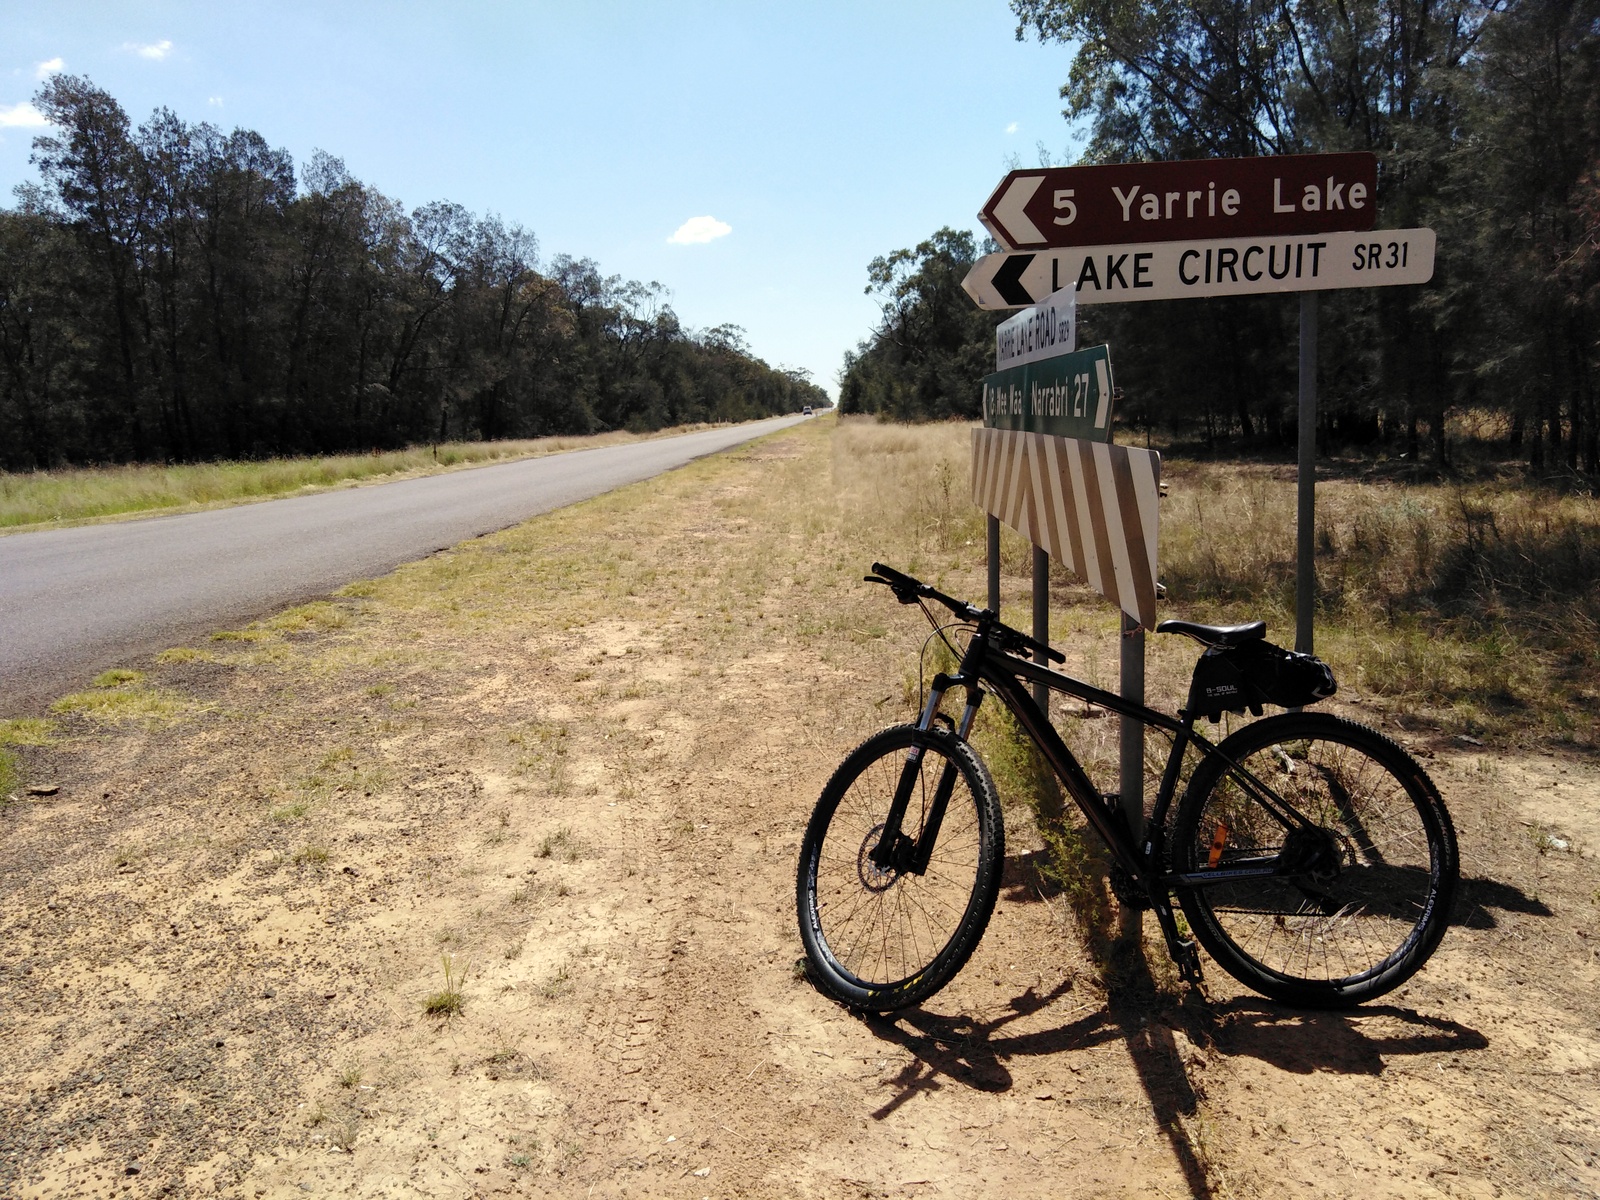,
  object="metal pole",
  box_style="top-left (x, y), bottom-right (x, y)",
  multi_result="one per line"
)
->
top-left (1296, 291), bottom-right (1319, 655)
top-left (986, 515), bottom-right (1001, 613)
top-left (1031, 545), bottom-right (1049, 717)
top-left (1119, 614), bottom-right (1145, 838)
